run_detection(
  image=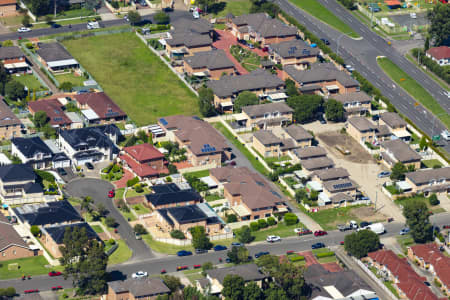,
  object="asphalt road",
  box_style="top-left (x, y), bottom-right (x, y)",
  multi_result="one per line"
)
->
top-left (276, 0), bottom-right (450, 154)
